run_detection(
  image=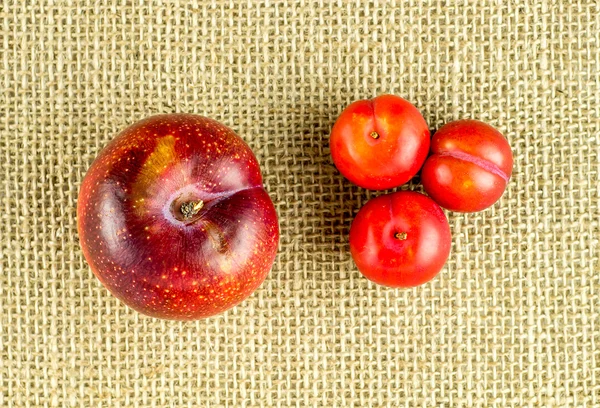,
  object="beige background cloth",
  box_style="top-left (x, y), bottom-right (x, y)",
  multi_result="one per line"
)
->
top-left (1, 1), bottom-right (599, 407)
